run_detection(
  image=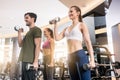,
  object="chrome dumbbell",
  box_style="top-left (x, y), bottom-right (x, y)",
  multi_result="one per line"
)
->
top-left (14, 25), bottom-right (23, 31)
top-left (26, 63), bottom-right (44, 71)
top-left (49, 17), bottom-right (60, 24)
top-left (83, 61), bottom-right (120, 70)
